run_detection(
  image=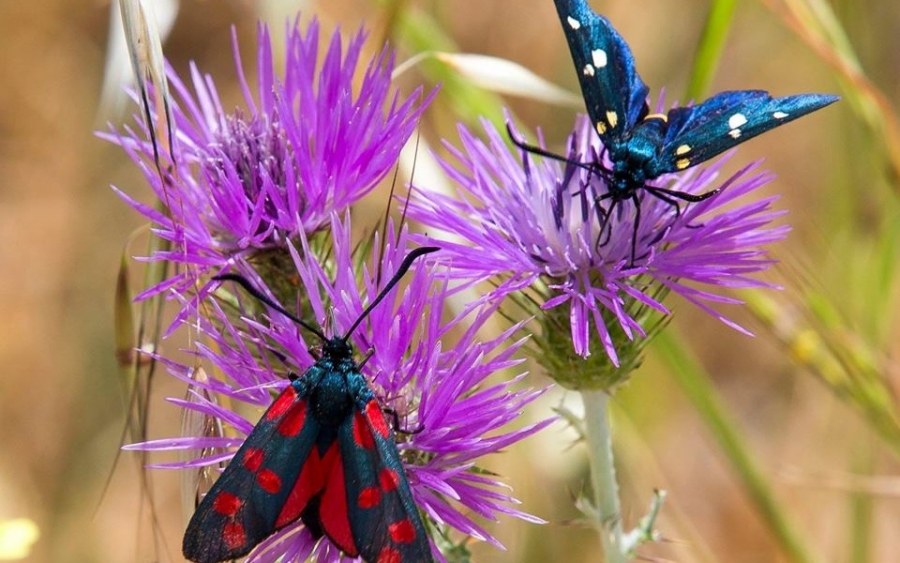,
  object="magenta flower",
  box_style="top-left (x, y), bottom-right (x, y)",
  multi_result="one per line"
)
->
top-left (126, 218), bottom-right (551, 562)
top-left (407, 114), bottom-right (787, 364)
top-left (102, 19), bottom-right (430, 301)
